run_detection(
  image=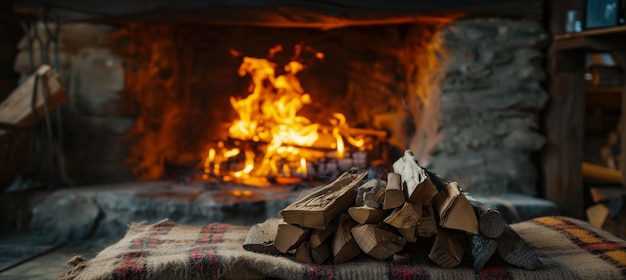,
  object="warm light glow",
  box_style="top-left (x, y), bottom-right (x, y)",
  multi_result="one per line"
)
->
top-left (201, 44), bottom-right (365, 185)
